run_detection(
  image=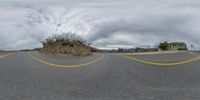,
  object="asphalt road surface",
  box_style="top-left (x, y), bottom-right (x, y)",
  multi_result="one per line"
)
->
top-left (0, 51), bottom-right (200, 100)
